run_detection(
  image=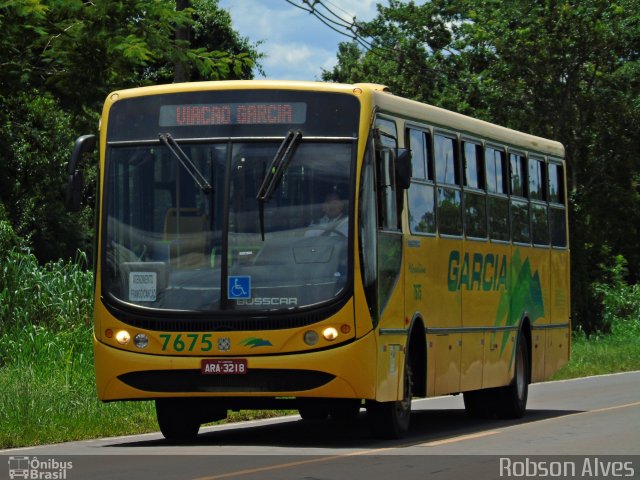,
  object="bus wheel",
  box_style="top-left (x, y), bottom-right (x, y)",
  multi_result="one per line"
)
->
top-left (298, 405), bottom-right (329, 421)
top-left (328, 399), bottom-right (362, 422)
top-left (464, 332), bottom-right (530, 419)
top-left (297, 398), bottom-right (330, 421)
top-left (155, 399), bottom-right (201, 442)
top-left (367, 358), bottom-right (412, 438)
top-left (463, 389), bottom-right (491, 418)
top-left (498, 332), bottom-right (529, 418)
